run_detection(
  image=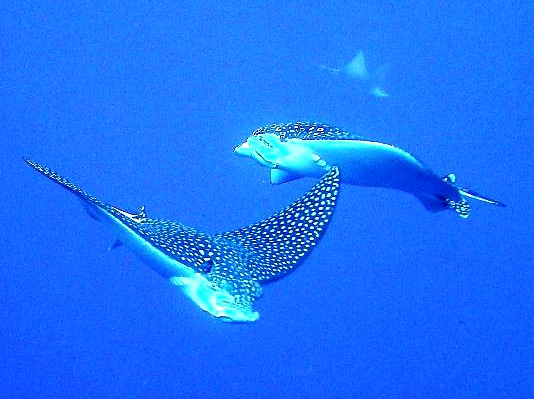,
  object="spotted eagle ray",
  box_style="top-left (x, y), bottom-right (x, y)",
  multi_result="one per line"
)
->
top-left (313, 50), bottom-right (389, 97)
top-left (24, 158), bottom-right (340, 322)
top-left (234, 122), bottom-right (506, 218)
